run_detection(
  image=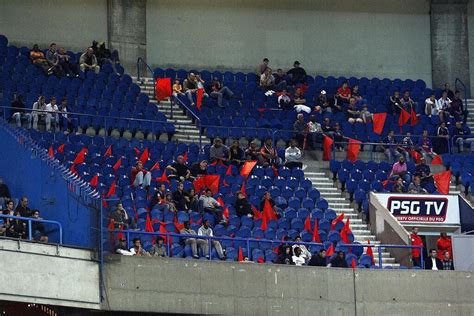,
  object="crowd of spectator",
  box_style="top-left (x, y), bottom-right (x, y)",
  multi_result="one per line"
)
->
top-left (410, 228), bottom-right (455, 270)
